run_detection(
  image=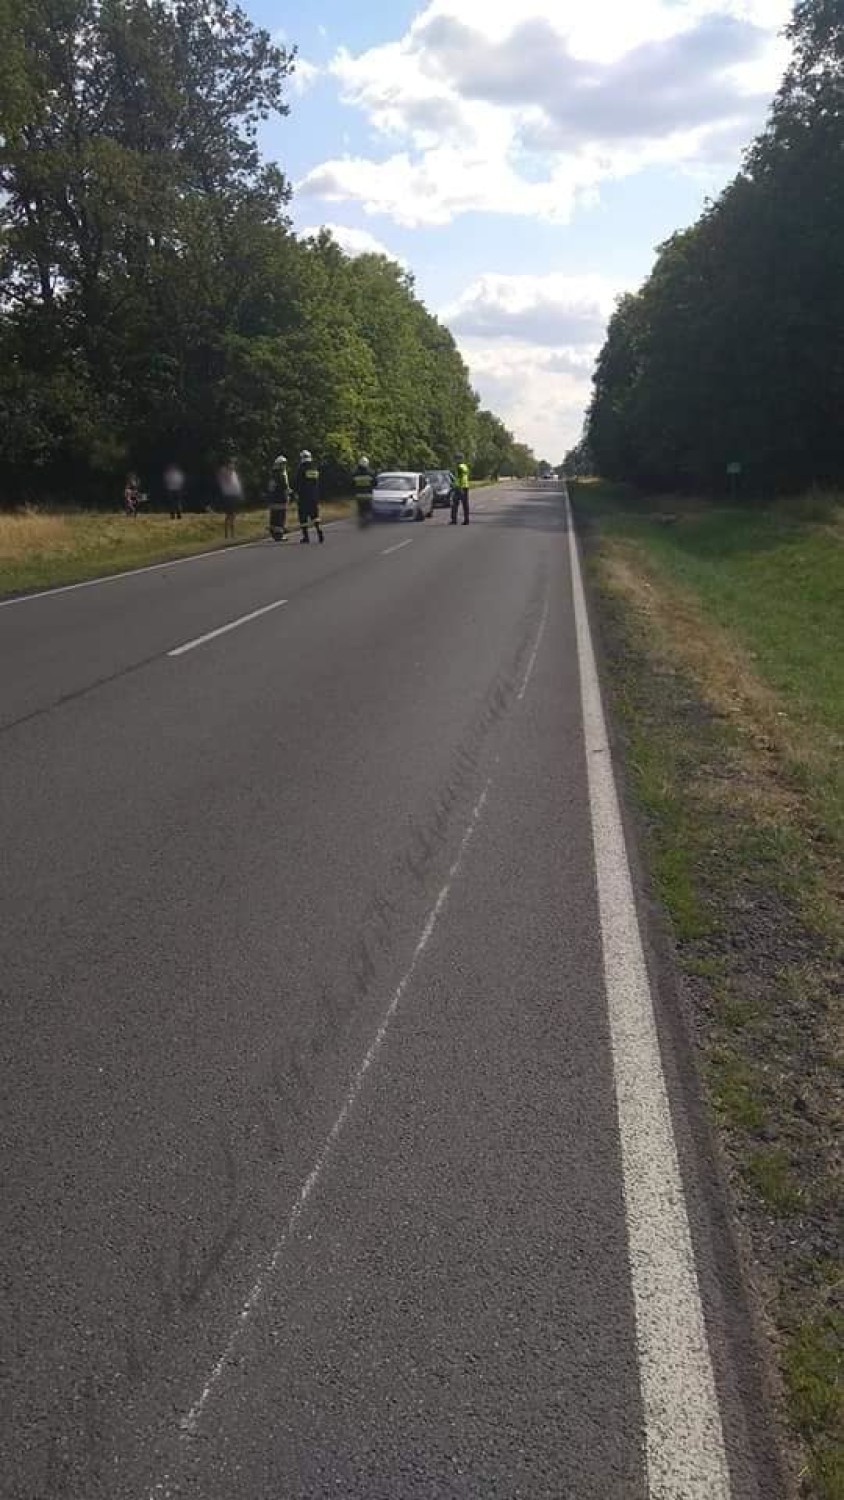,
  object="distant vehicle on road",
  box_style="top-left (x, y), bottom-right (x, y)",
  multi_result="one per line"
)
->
top-left (425, 469), bottom-right (455, 509)
top-left (371, 471), bottom-right (434, 522)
